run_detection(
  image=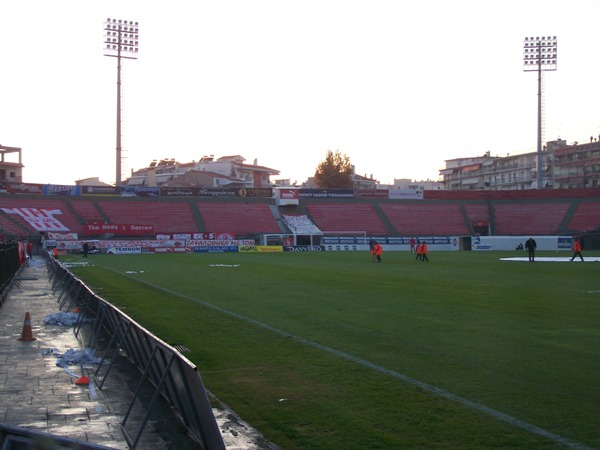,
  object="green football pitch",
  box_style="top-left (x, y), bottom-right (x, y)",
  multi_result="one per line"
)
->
top-left (66, 250), bottom-right (600, 449)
